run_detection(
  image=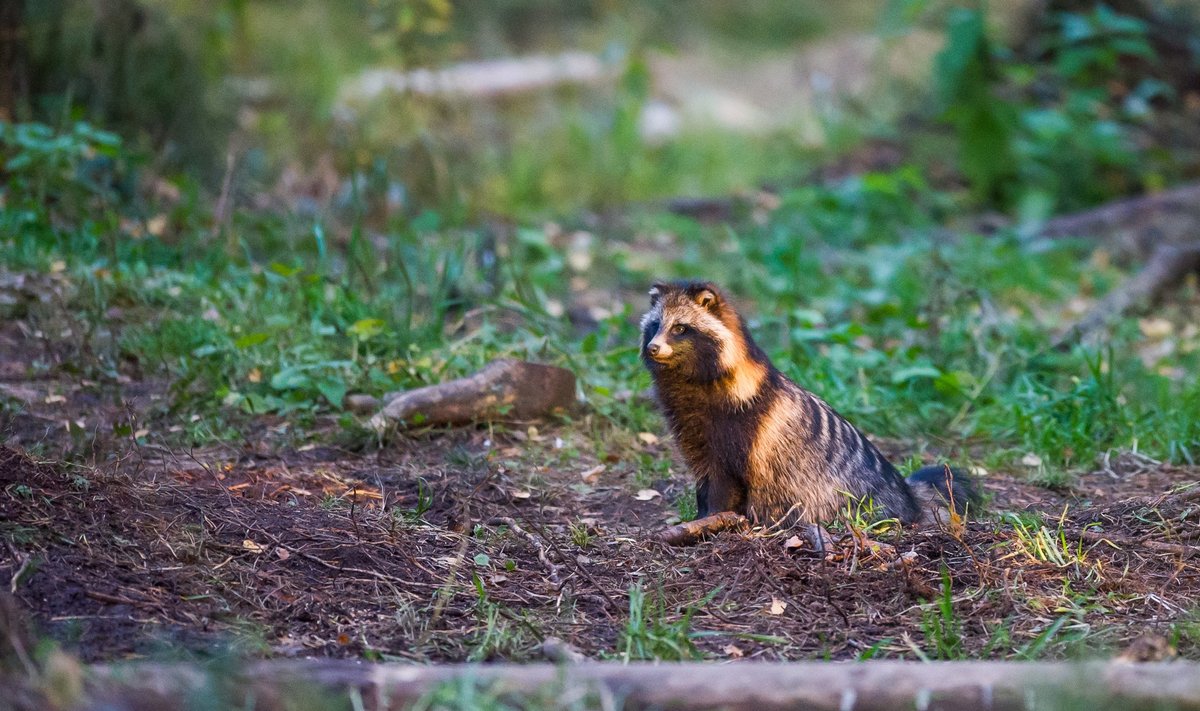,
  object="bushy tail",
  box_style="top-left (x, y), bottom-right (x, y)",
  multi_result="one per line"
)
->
top-left (906, 465), bottom-right (979, 523)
